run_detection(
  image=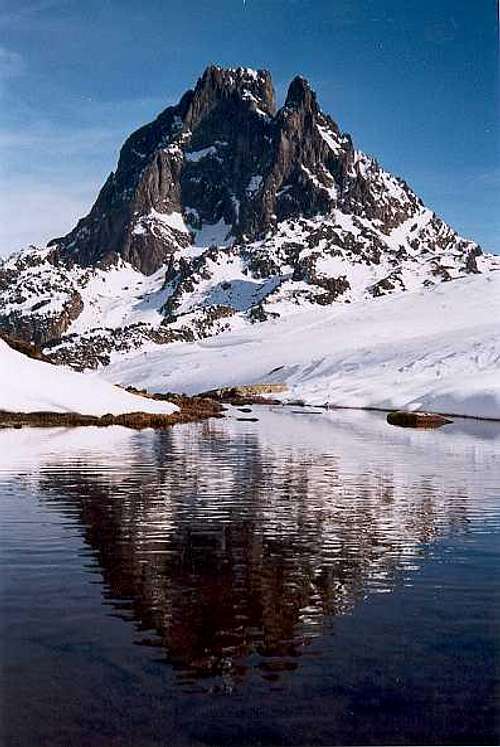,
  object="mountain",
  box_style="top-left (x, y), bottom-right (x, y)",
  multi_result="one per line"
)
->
top-left (0, 65), bottom-right (496, 369)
